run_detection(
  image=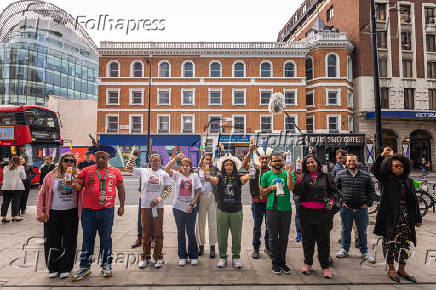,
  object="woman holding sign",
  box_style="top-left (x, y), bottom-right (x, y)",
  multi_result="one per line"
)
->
top-left (165, 153), bottom-right (202, 266)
